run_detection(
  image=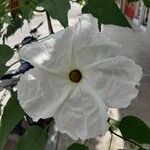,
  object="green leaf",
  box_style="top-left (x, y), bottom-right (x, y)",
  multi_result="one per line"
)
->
top-left (4, 17), bottom-right (24, 38)
top-left (67, 143), bottom-right (89, 150)
top-left (108, 118), bottom-right (119, 130)
top-left (128, 0), bottom-right (139, 3)
top-left (39, 0), bottom-right (70, 27)
top-left (0, 44), bottom-right (14, 64)
top-left (0, 44), bottom-right (14, 76)
top-left (119, 116), bottom-right (150, 144)
top-left (0, 23), bottom-right (3, 31)
top-left (0, 4), bottom-right (5, 18)
top-left (16, 126), bottom-right (48, 150)
top-left (19, 0), bottom-right (38, 20)
top-left (82, 0), bottom-right (132, 28)
top-left (3, 15), bottom-right (13, 25)
top-left (143, 0), bottom-right (150, 7)
top-left (0, 92), bottom-right (25, 150)
top-left (0, 64), bottom-right (8, 76)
